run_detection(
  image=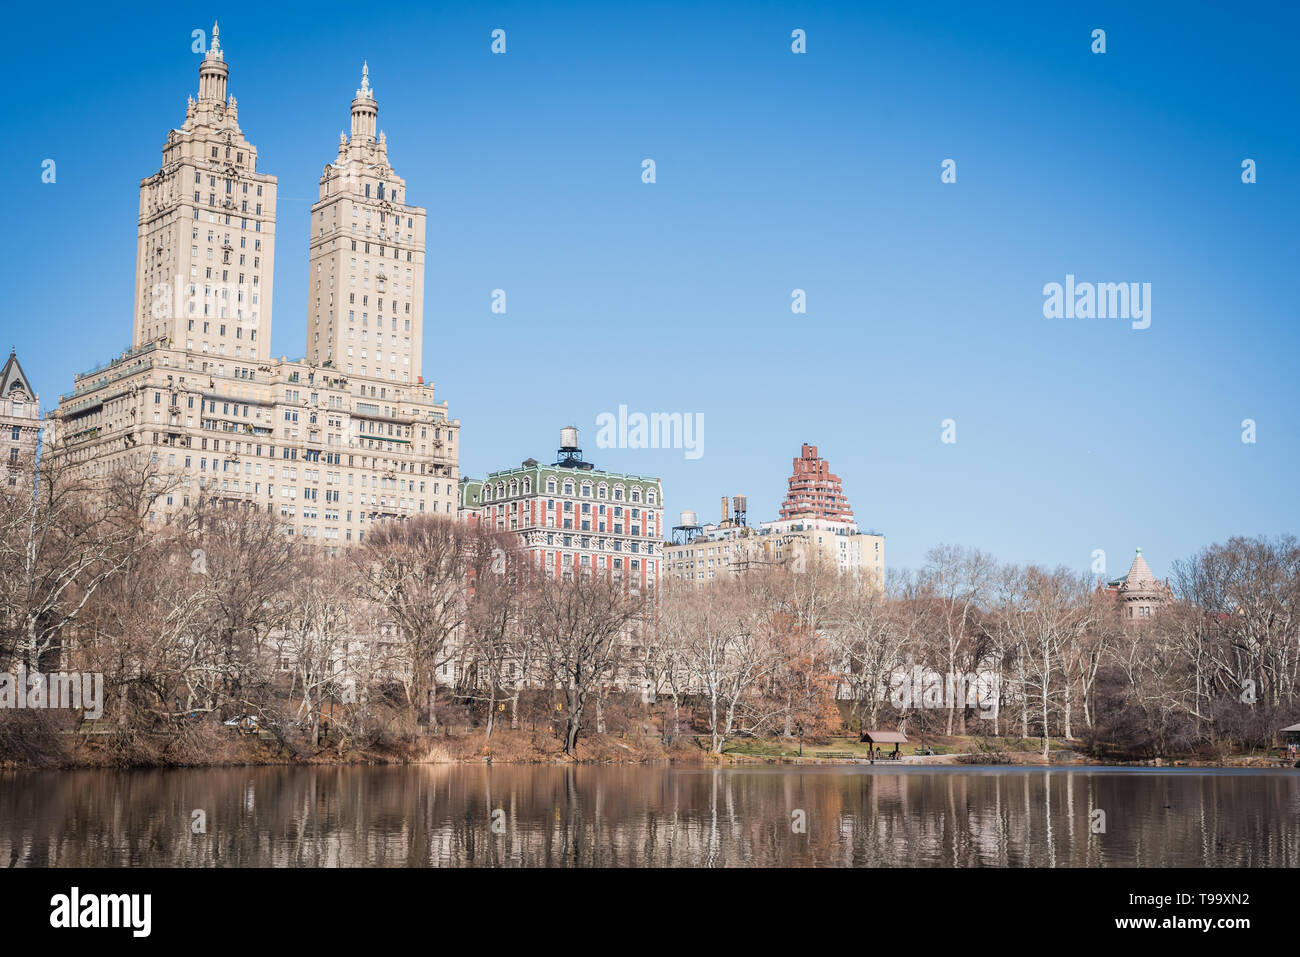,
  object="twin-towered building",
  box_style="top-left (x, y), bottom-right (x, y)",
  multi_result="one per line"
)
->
top-left (30, 28), bottom-right (880, 583)
top-left (48, 26), bottom-right (459, 542)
